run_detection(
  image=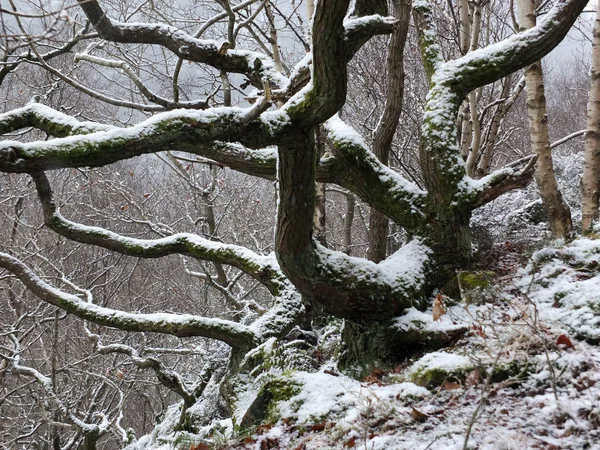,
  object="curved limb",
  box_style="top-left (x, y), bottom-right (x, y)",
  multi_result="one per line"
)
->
top-left (467, 155), bottom-right (539, 208)
top-left (0, 103), bottom-right (281, 173)
top-left (416, 0), bottom-right (587, 202)
top-left (276, 131), bottom-right (432, 322)
top-left (325, 116), bottom-right (427, 232)
top-left (74, 0), bottom-right (287, 88)
top-left (0, 252), bottom-right (258, 348)
top-left (32, 171), bottom-right (286, 297)
top-left (0, 103), bottom-right (115, 137)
